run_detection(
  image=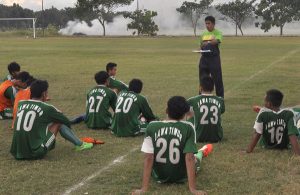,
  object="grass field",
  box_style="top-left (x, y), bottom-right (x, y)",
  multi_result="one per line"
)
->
top-left (0, 36), bottom-right (300, 195)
